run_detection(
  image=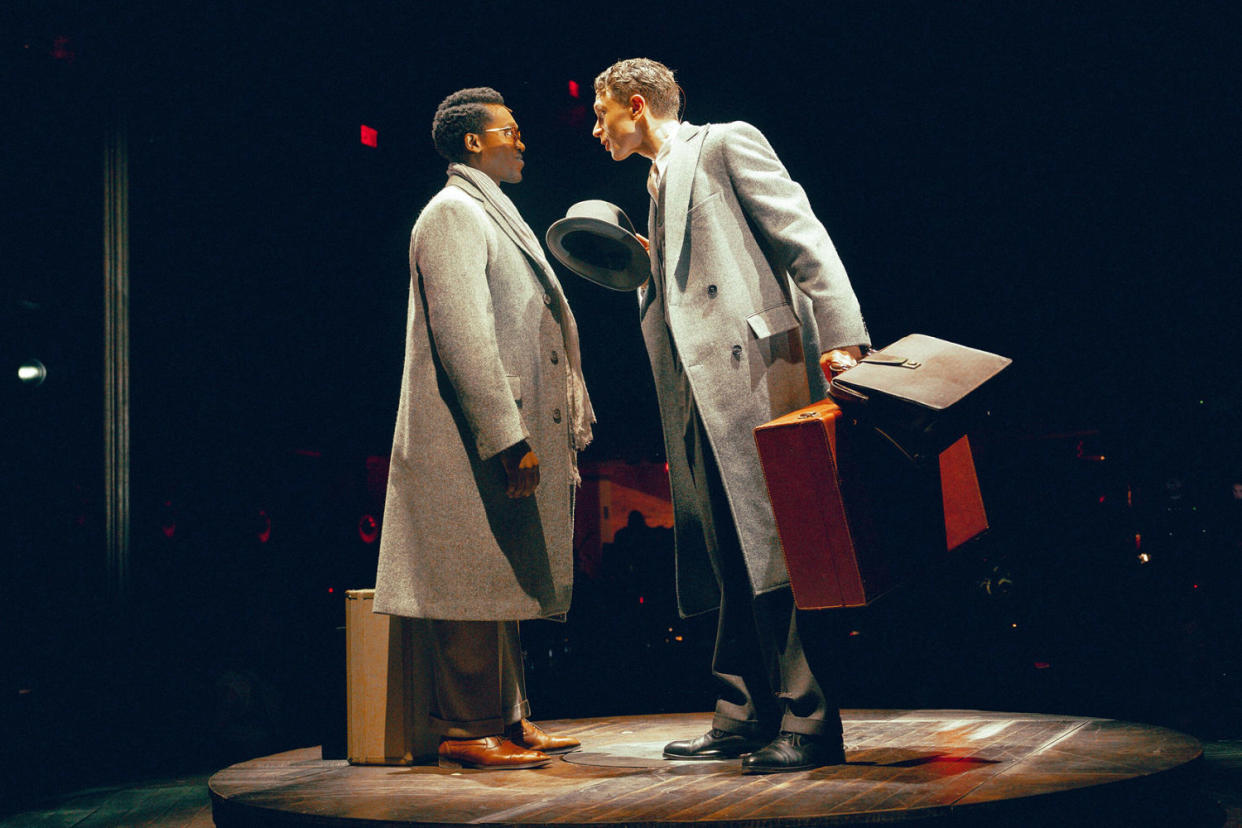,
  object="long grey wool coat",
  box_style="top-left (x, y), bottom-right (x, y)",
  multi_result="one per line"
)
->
top-left (374, 173), bottom-right (578, 621)
top-left (643, 121), bottom-right (870, 617)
